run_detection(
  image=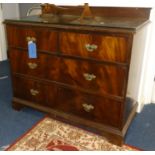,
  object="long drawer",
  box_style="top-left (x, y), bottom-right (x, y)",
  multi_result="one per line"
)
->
top-left (6, 25), bottom-right (57, 52)
top-left (12, 75), bottom-right (58, 108)
top-left (10, 49), bottom-right (127, 97)
top-left (12, 75), bottom-right (121, 128)
top-left (60, 32), bottom-right (130, 63)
